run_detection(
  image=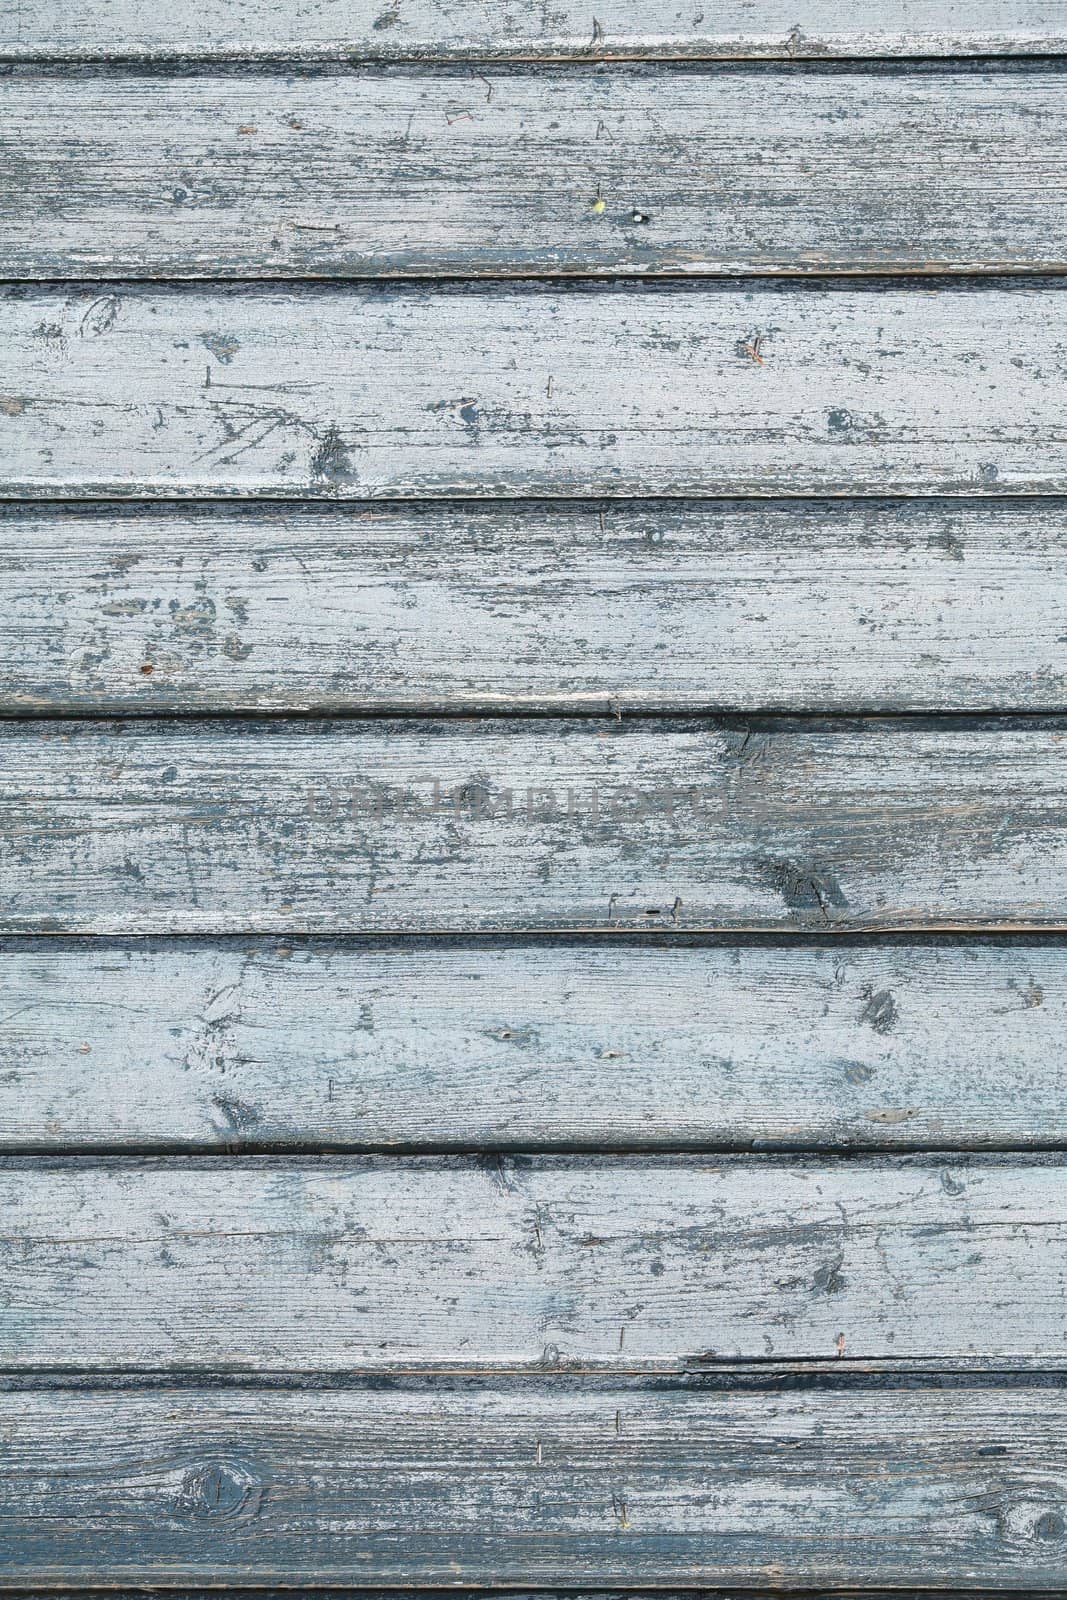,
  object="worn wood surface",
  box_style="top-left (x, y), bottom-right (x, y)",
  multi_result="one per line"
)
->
top-left (4, 717), bottom-right (1067, 934)
top-left (3, 2), bottom-right (1066, 61)
top-left (0, 1587), bottom-right (1049, 1600)
top-left (2, 938), bottom-right (1066, 1153)
top-left (6, 66), bottom-right (1067, 279)
top-left (7, 8), bottom-right (1067, 1600)
top-left (3, 1380), bottom-right (1067, 1585)
top-left (1, 1594), bottom-right (1041, 1600)
top-left (7, 499), bottom-right (1067, 714)
top-left (5, 1154), bottom-right (1067, 1368)
top-left (2, 1594), bottom-right (1052, 1600)
top-left (6, 282), bottom-right (1067, 499)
